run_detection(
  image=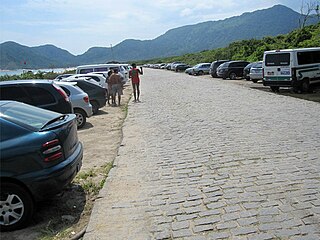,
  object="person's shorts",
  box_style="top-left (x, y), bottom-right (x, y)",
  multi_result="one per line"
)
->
top-left (111, 84), bottom-right (123, 95)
